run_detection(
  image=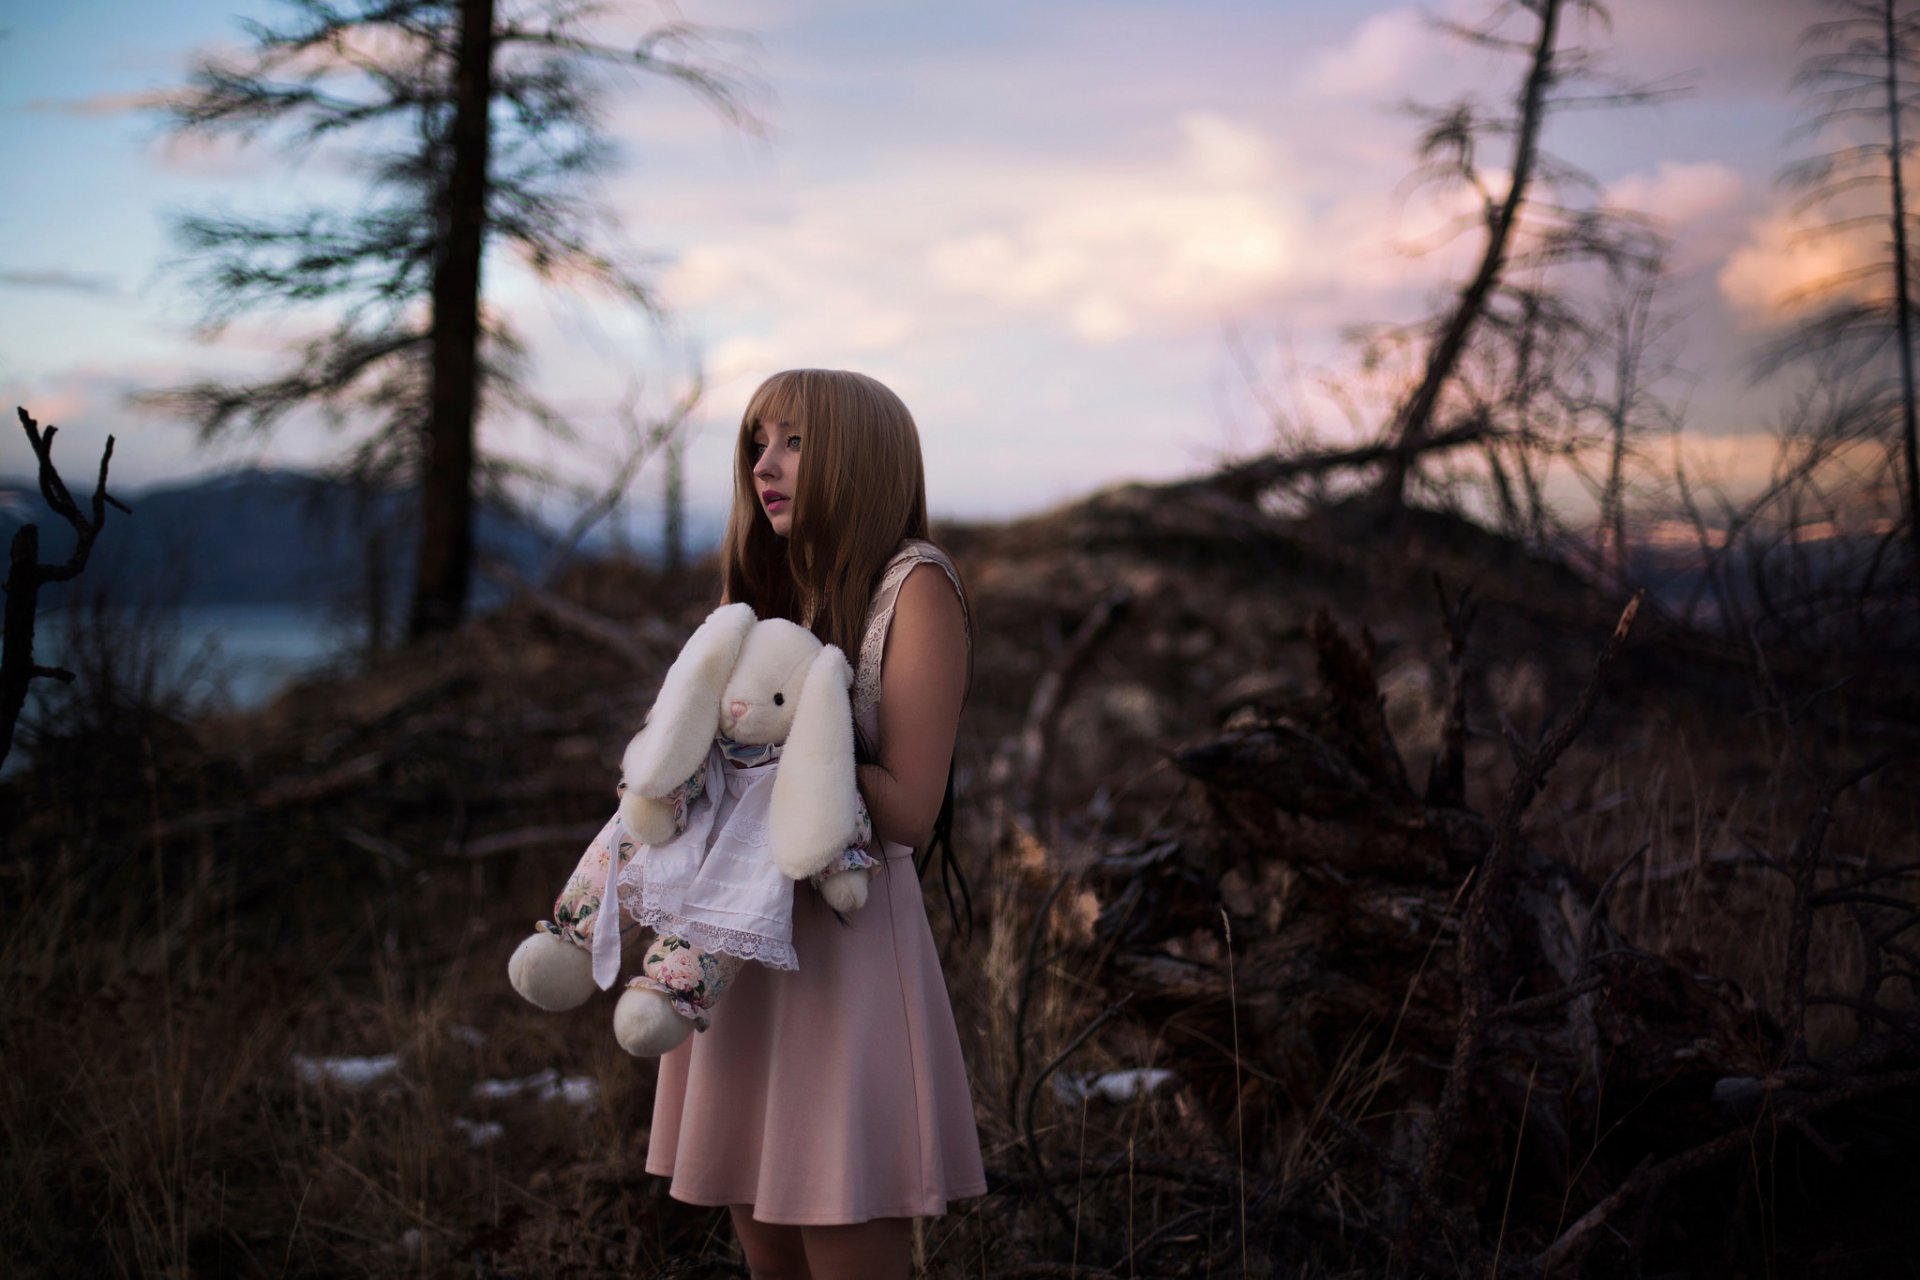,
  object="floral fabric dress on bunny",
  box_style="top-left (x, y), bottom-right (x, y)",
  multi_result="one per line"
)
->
top-left (644, 539), bottom-right (989, 1224)
top-left (541, 737), bottom-right (874, 1029)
